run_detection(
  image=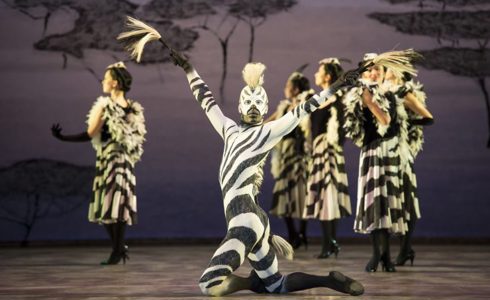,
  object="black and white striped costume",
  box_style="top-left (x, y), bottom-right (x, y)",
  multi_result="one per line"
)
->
top-left (397, 80), bottom-right (427, 222)
top-left (344, 83), bottom-right (406, 234)
top-left (185, 69), bottom-right (337, 295)
top-left (270, 98), bottom-right (310, 219)
top-left (304, 90), bottom-right (352, 221)
top-left (87, 96), bottom-right (146, 225)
